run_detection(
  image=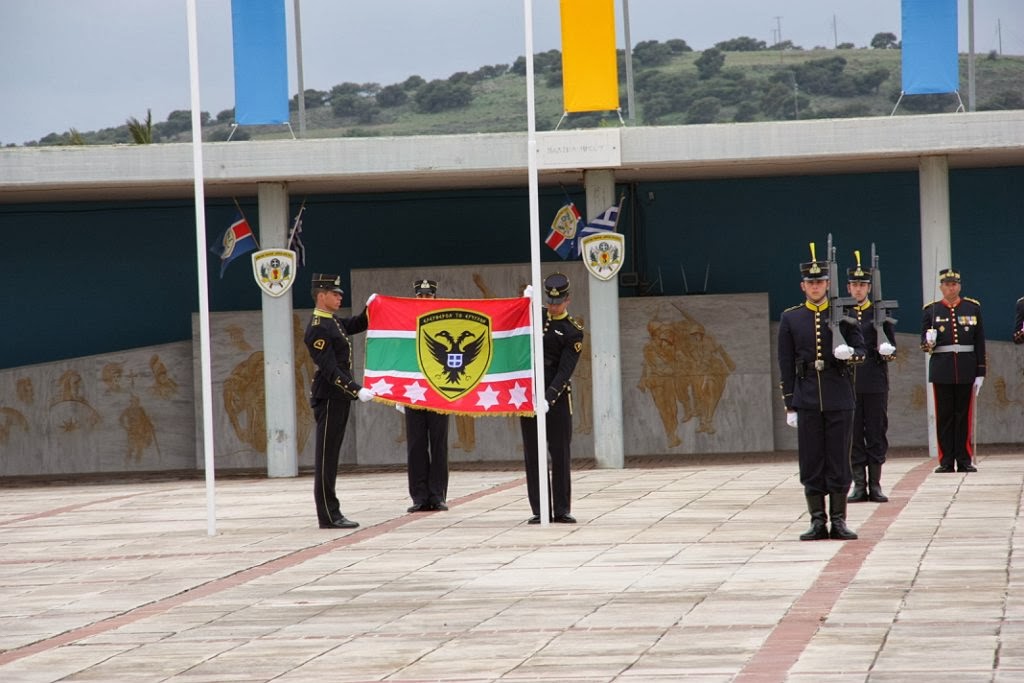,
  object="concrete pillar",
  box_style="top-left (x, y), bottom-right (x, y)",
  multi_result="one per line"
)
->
top-left (257, 182), bottom-right (299, 477)
top-left (919, 156), bottom-right (951, 460)
top-left (583, 169), bottom-right (625, 469)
